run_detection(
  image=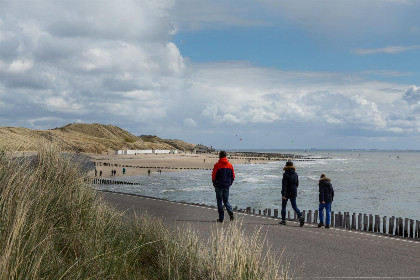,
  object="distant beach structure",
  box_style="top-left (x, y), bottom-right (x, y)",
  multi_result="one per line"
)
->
top-left (115, 149), bottom-right (178, 155)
